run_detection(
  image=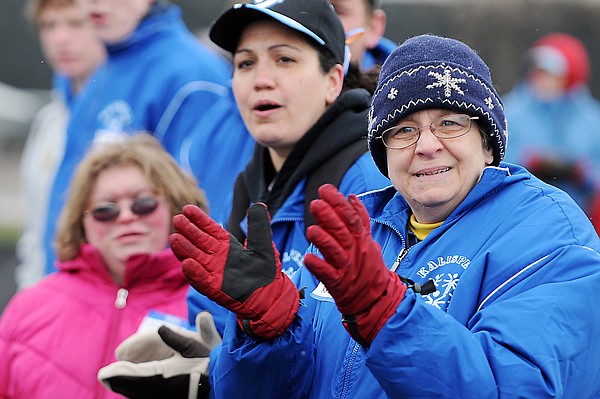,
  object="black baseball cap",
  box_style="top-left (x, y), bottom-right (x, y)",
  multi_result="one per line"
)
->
top-left (209, 0), bottom-right (346, 65)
